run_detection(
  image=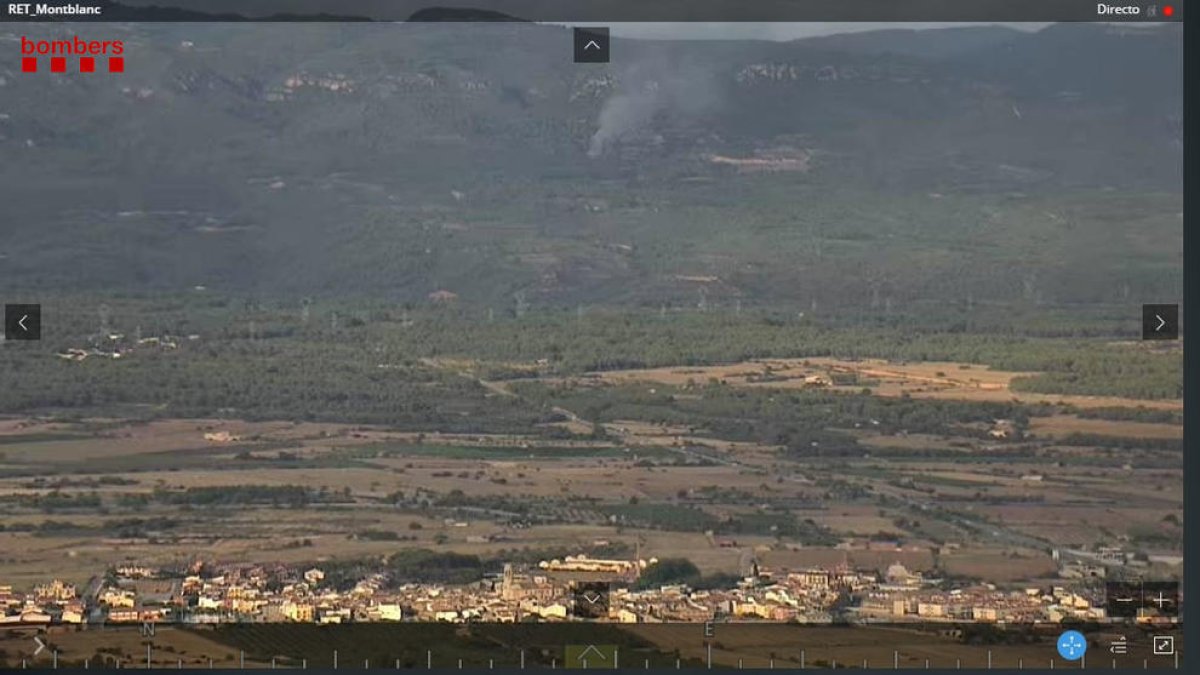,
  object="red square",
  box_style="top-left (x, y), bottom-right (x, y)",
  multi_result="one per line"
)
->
top-left (108, 56), bottom-right (124, 73)
top-left (50, 56), bottom-right (65, 73)
top-left (80, 57), bottom-right (95, 73)
top-left (21, 57), bottom-right (36, 73)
